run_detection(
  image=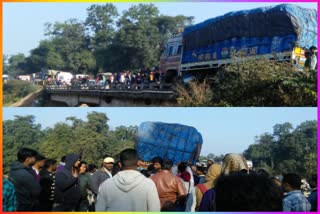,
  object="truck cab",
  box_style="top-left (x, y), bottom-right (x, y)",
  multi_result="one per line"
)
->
top-left (160, 34), bottom-right (183, 83)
